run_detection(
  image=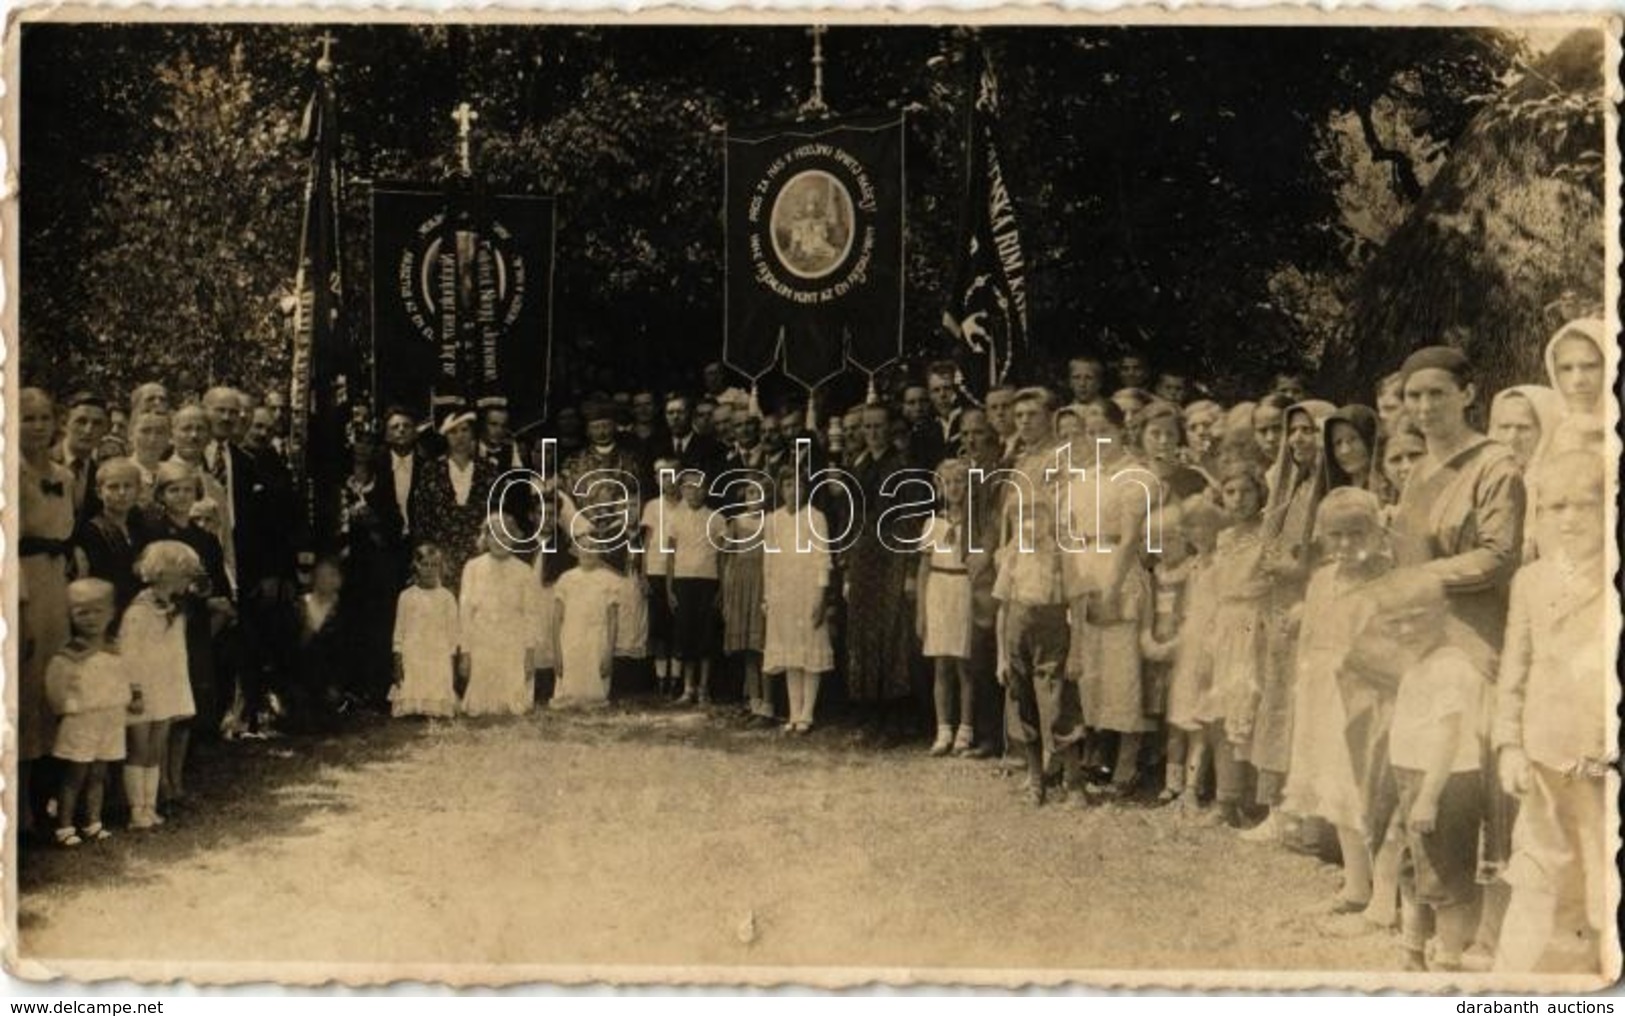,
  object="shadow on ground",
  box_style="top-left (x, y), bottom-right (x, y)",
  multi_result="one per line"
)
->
top-left (16, 715), bottom-right (427, 918)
